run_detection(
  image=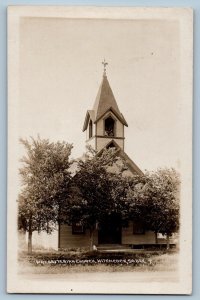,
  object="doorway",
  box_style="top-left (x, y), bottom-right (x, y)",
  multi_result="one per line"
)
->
top-left (98, 214), bottom-right (121, 244)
